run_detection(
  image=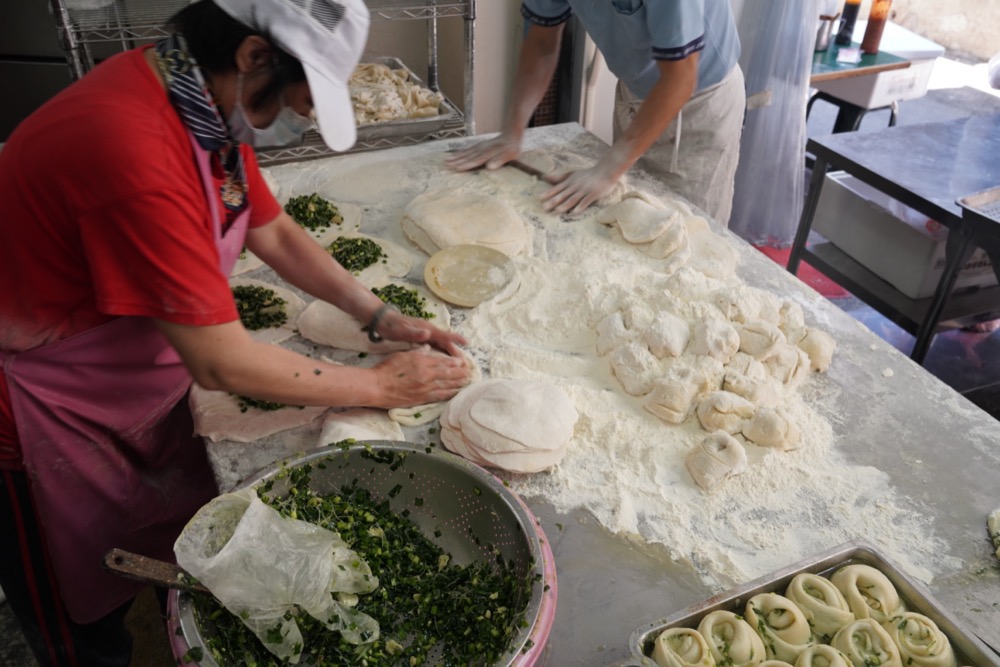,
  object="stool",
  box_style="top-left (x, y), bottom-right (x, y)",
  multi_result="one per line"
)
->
top-left (807, 91), bottom-right (899, 133)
